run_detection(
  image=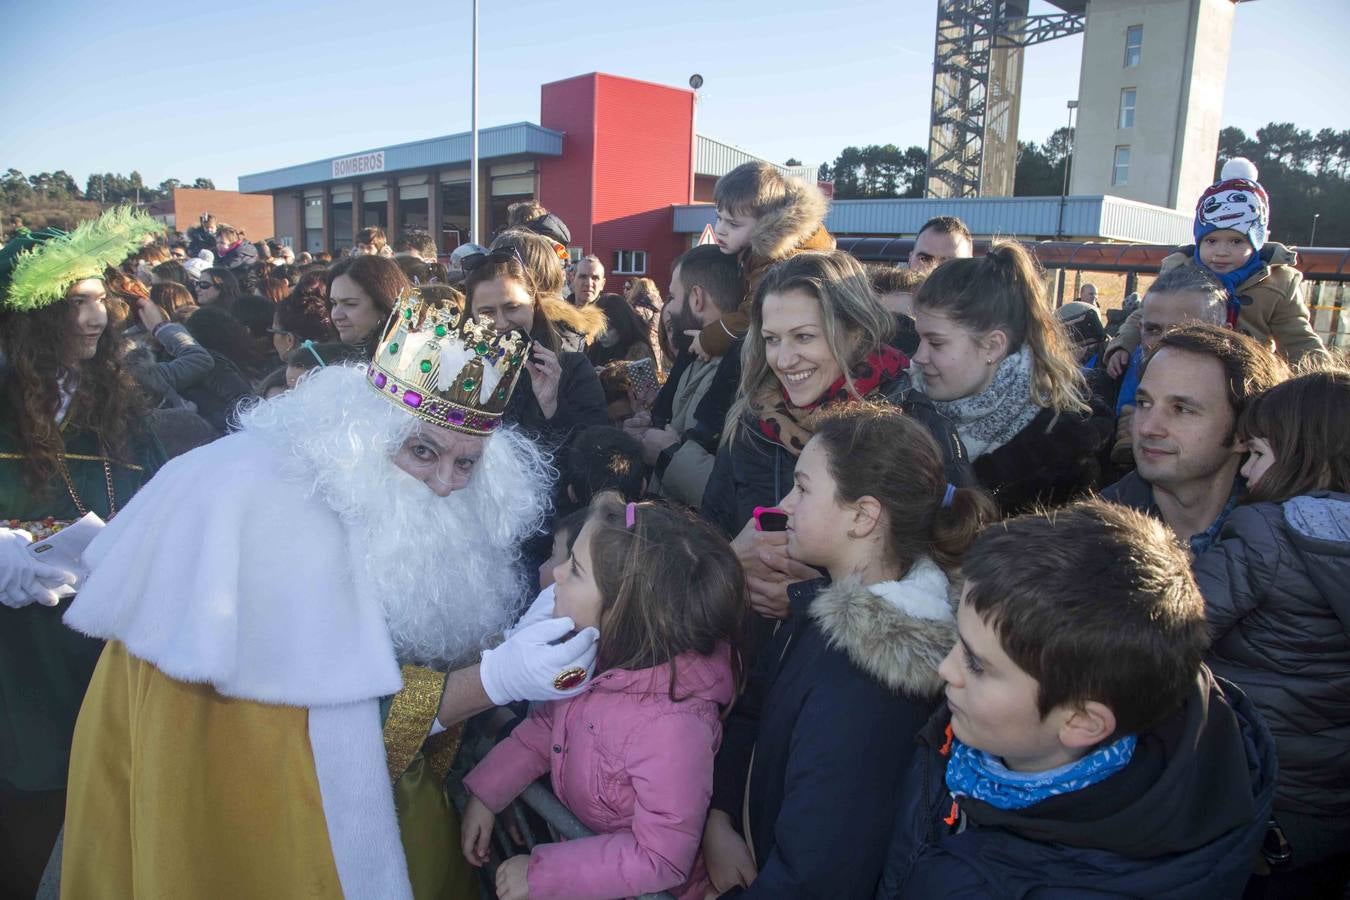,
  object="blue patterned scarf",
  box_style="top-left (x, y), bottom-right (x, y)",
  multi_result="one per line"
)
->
top-left (1193, 249), bottom-right (1264, 329)
top-left (945, 734), bottom-right (1137, 811)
